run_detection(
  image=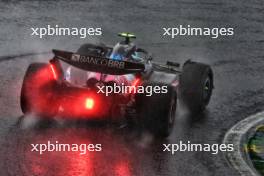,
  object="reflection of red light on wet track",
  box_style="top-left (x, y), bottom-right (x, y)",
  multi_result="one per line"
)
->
top-left (22, 129), bottom-right (135, 176)
top-left (115, 161), bottom-right (132, 176)
top-left (29, 150), bottom-right (94, 176)
top-left (25, 133), bottom-right (95, 176)
top-left (31, 164), bottom-right (45, 175)
top-left (67, 152), bottom-right (93, 176)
